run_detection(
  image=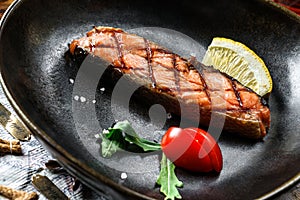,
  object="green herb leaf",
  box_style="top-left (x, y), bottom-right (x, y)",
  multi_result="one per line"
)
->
top-left (101, 134), bottom-right (119, 158)
top-left (101, 128), bottom-right (125, 158)
top-left (110, 120), bottom-right (161, 151)
top-left (125, 134), bottom-right (161, 151)
top-left (156, 153), bottom-right (183, 200)
top-left (100, 120), bottom-right (161, 157)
